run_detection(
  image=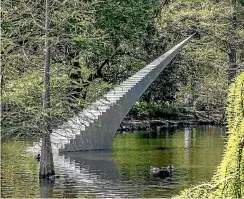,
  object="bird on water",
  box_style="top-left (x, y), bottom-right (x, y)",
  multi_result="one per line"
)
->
top-left (150, 165), bottom-right (175, 177)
